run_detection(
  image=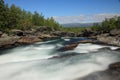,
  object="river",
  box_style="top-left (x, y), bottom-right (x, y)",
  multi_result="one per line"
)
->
top-left (0, 37), bottom-right (120, 80)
